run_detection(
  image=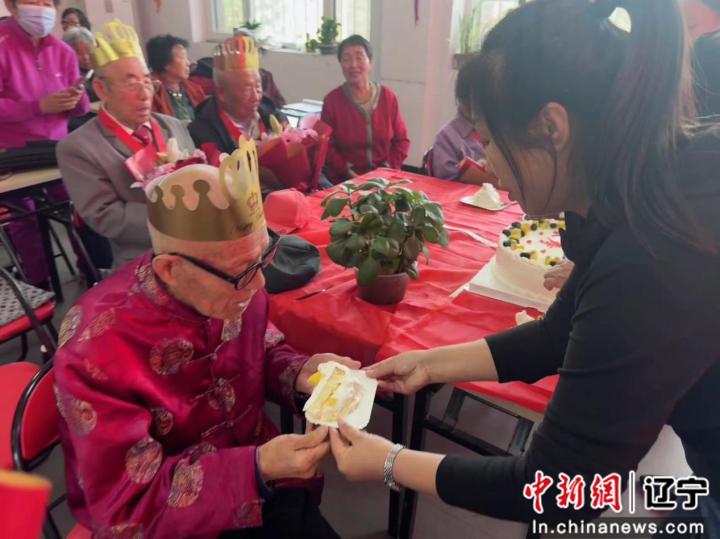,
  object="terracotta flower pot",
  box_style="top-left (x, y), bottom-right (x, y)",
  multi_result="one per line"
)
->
top-left (357, 272), bottom-right (410, 305)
